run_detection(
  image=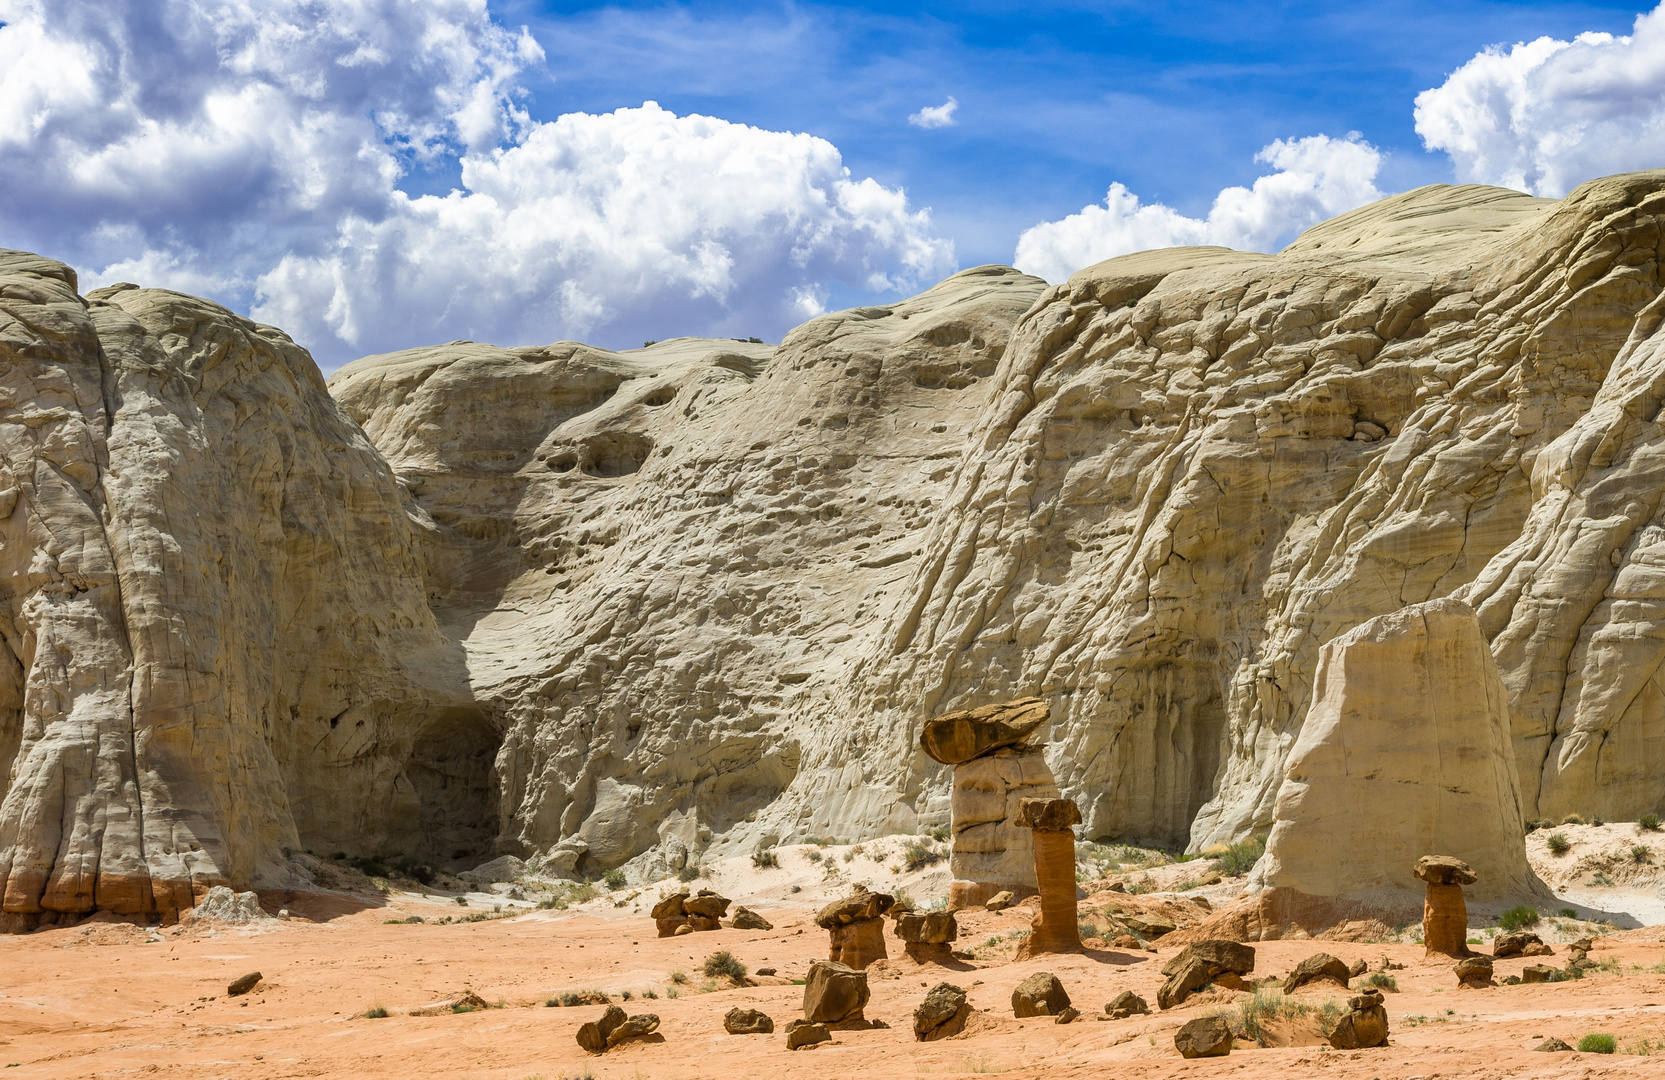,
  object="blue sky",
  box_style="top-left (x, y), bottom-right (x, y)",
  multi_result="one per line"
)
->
top-left (500, 1), bottom-right (1643, 268)
top-left (3, 0), bottom-right (1664, 364)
